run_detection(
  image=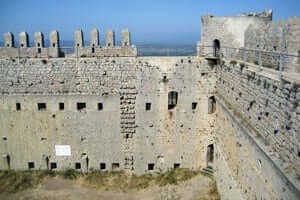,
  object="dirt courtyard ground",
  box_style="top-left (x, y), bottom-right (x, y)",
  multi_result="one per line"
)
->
top-left (0, 172), bottom-right (219, 200)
